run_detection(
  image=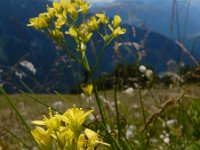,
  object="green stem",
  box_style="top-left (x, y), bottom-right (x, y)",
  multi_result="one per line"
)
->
top-left (83, 54), bottom-right (121, 148)
top-left (138, 87), bottom-right (149, 149)
top-left (138, 88), bottom-right (147, 127)
top-left (92, 38), bottom-right (113, 73)
top-left (5, 127), bottom-right (31, 149)
top-left (114, 85), bottom-right (120, 141)
top-left (89, 72), bottom-right (106, 127)
top-left (81, 52), bottom-right (90, 72)
top-left (79, 50), bottom-right (106, 124)
top-left (61, 42), bottom-right (81, 64)
top-left (0, 87), bottom-right (32, 135)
